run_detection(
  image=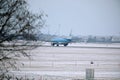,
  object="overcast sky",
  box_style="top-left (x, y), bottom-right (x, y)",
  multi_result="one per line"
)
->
top-left (28, 0), bottom-right (120, 36)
